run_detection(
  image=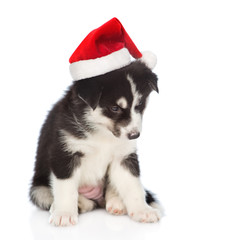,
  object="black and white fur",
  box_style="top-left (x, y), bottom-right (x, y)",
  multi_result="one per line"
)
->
top-left (30, 61), bottom-right (162, 226)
